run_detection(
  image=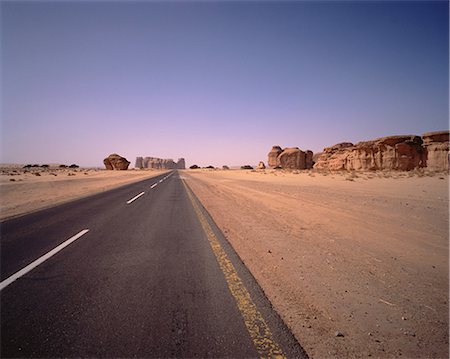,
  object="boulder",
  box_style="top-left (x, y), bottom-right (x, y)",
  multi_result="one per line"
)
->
top-left (422, 131), bottom-right (449, 171)
top-left (268, 146), bottom-right (283, 168)
top-left (277, 147), bottom-right (306, 169)
top-left (104, 153), bottom-right (130, 170)
top-left (257, 161), bottom-right (266, 170)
